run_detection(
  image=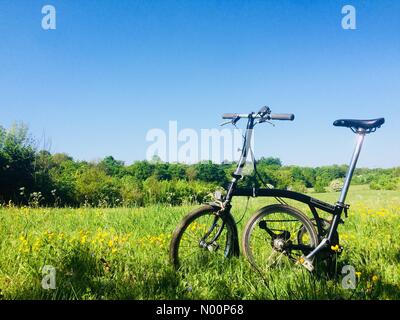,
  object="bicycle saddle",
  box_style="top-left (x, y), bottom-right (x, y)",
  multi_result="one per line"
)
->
top-left (333, 118), bottom-right (385, 130)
